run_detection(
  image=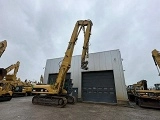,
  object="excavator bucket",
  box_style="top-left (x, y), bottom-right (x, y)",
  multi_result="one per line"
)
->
top-left (0, 68), bottom-right (7, 80)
